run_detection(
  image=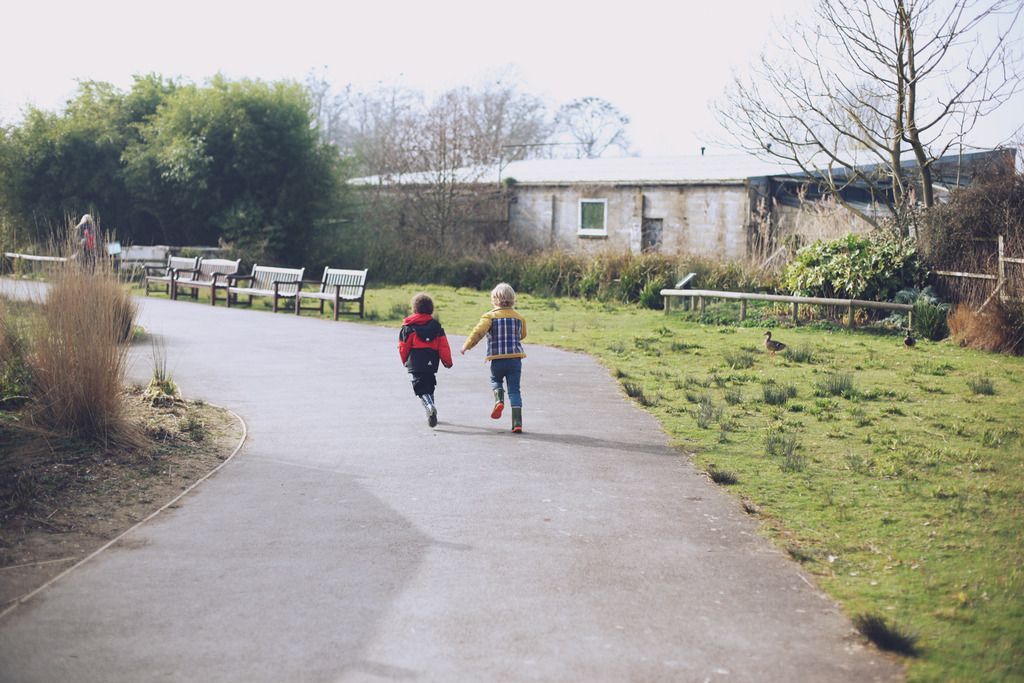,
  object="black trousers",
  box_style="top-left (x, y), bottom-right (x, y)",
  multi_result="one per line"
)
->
top-left (410, 372), bottom-right (436, 397)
